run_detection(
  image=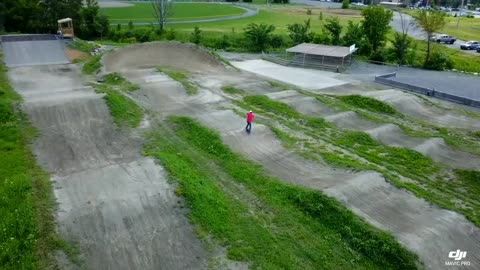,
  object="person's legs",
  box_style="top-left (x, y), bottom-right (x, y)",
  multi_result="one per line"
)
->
top-left (246, 121), bottom-right (251, 132)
